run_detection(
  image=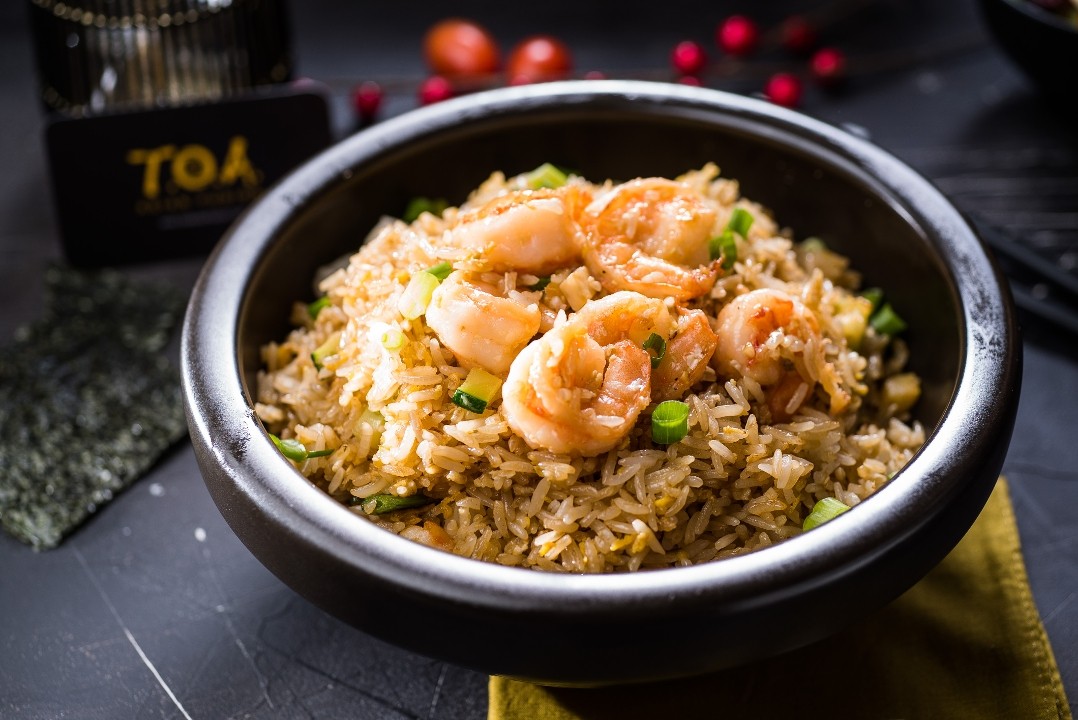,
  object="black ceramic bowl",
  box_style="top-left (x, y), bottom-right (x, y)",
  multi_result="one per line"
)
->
top-left (980, 0), bottom-right (1078, 110)
top-left (182, 81), bottom-right (1020, 686)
